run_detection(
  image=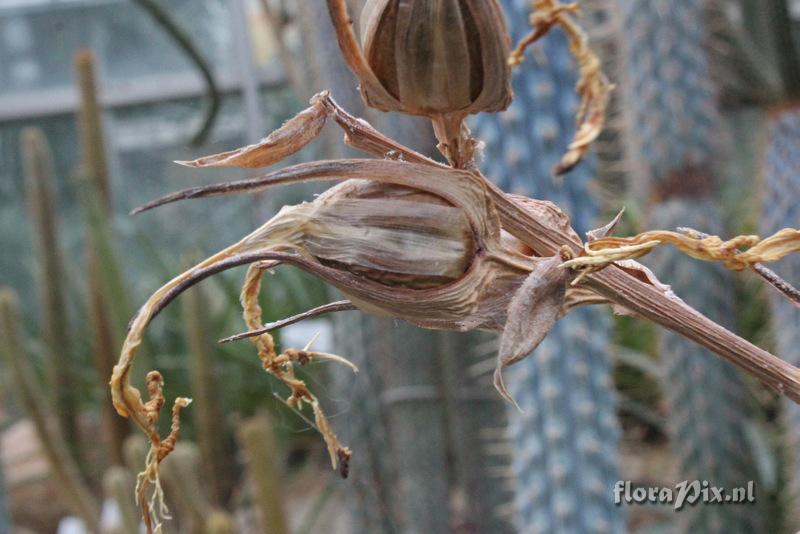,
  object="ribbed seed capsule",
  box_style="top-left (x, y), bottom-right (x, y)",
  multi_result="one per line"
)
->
top-left (360, 0), bottom-right (513, 117)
